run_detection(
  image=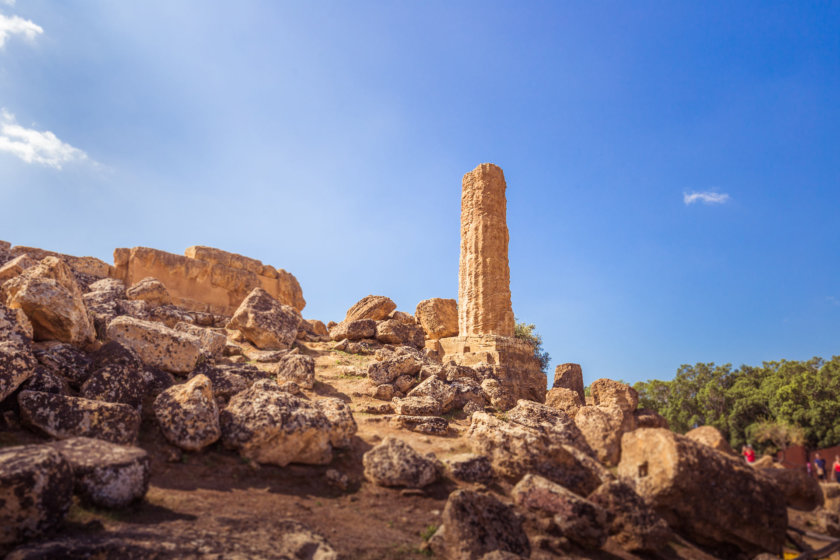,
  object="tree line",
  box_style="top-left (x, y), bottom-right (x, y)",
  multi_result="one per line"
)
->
top-left (632, 356), bottom-right (840, 455)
